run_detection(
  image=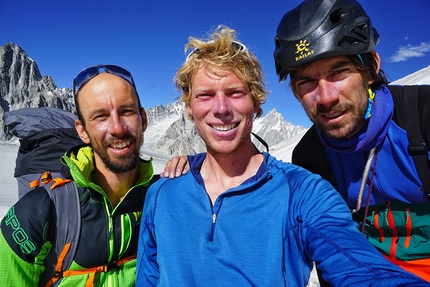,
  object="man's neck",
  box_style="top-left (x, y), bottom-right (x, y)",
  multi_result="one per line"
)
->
top-left (93, 164), bottom-right (140, 207)
top-left (200, 145), bottom-right (263, 204)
